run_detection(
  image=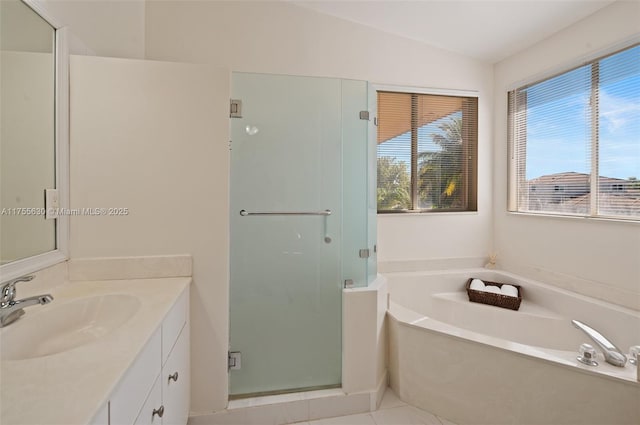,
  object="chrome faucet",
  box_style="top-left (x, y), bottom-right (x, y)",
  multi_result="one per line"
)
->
top-left (572, 319), bottom-right (627, 367)
top-left (0, 275), bottom-right (53, 327)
